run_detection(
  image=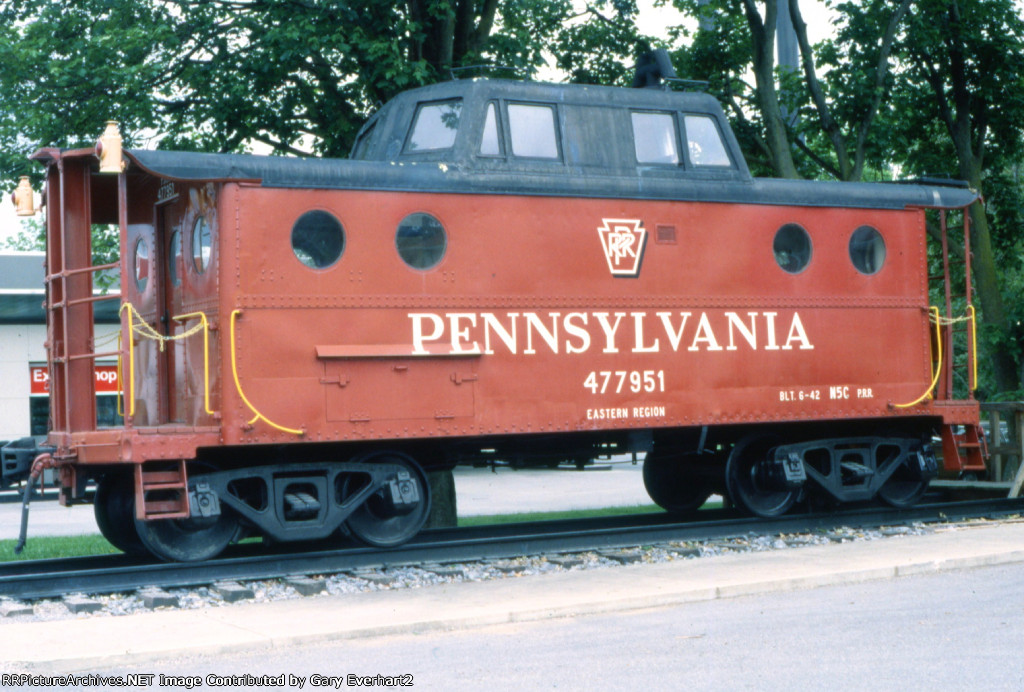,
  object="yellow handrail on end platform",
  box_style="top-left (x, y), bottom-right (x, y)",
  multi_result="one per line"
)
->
top-left (894, 306), bottom-right (943, 409)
